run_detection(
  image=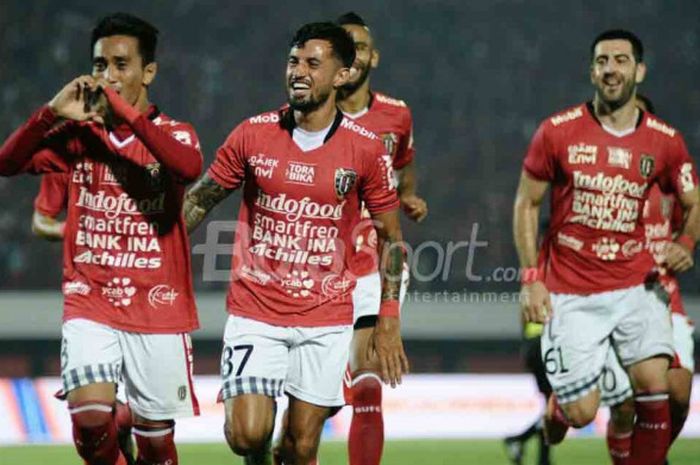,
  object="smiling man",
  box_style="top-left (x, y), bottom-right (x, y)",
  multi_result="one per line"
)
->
top-left (183, 22), bottom-right (408, 465)
top-left (0, 12), bottom-right (203, 465)
top-left (513, 29), bottom-right (700, 465)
